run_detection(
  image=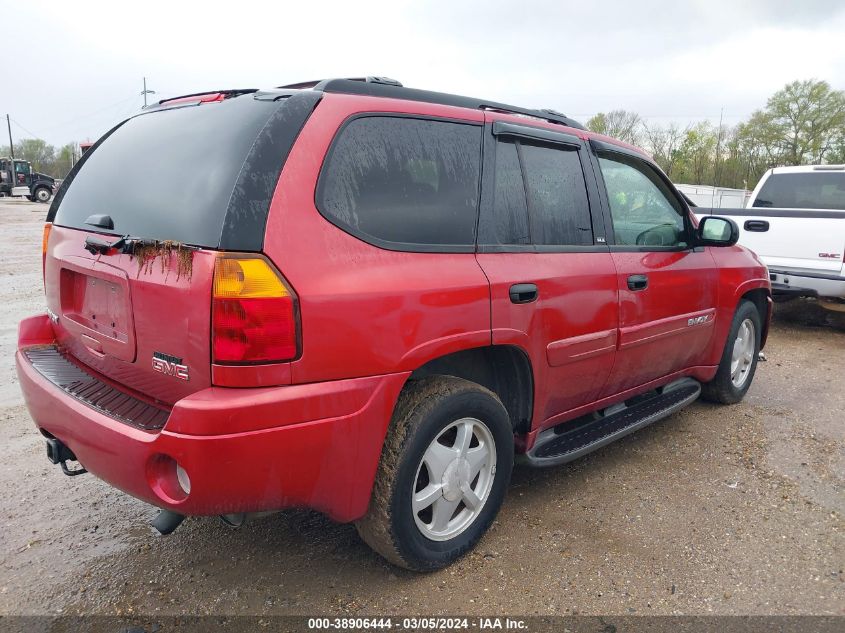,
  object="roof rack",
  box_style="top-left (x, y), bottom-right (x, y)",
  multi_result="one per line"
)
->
top-left (275, 77), bottom-right (585, 130)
